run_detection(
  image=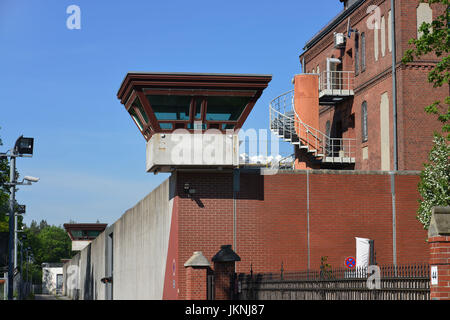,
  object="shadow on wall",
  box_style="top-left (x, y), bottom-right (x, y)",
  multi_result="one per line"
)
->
top-left (176, 172), bottom-right (265, 204)
top-left (83, 245), bottom-right (95, 300)
top-left (43, 270), bottom-right (51, 294)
